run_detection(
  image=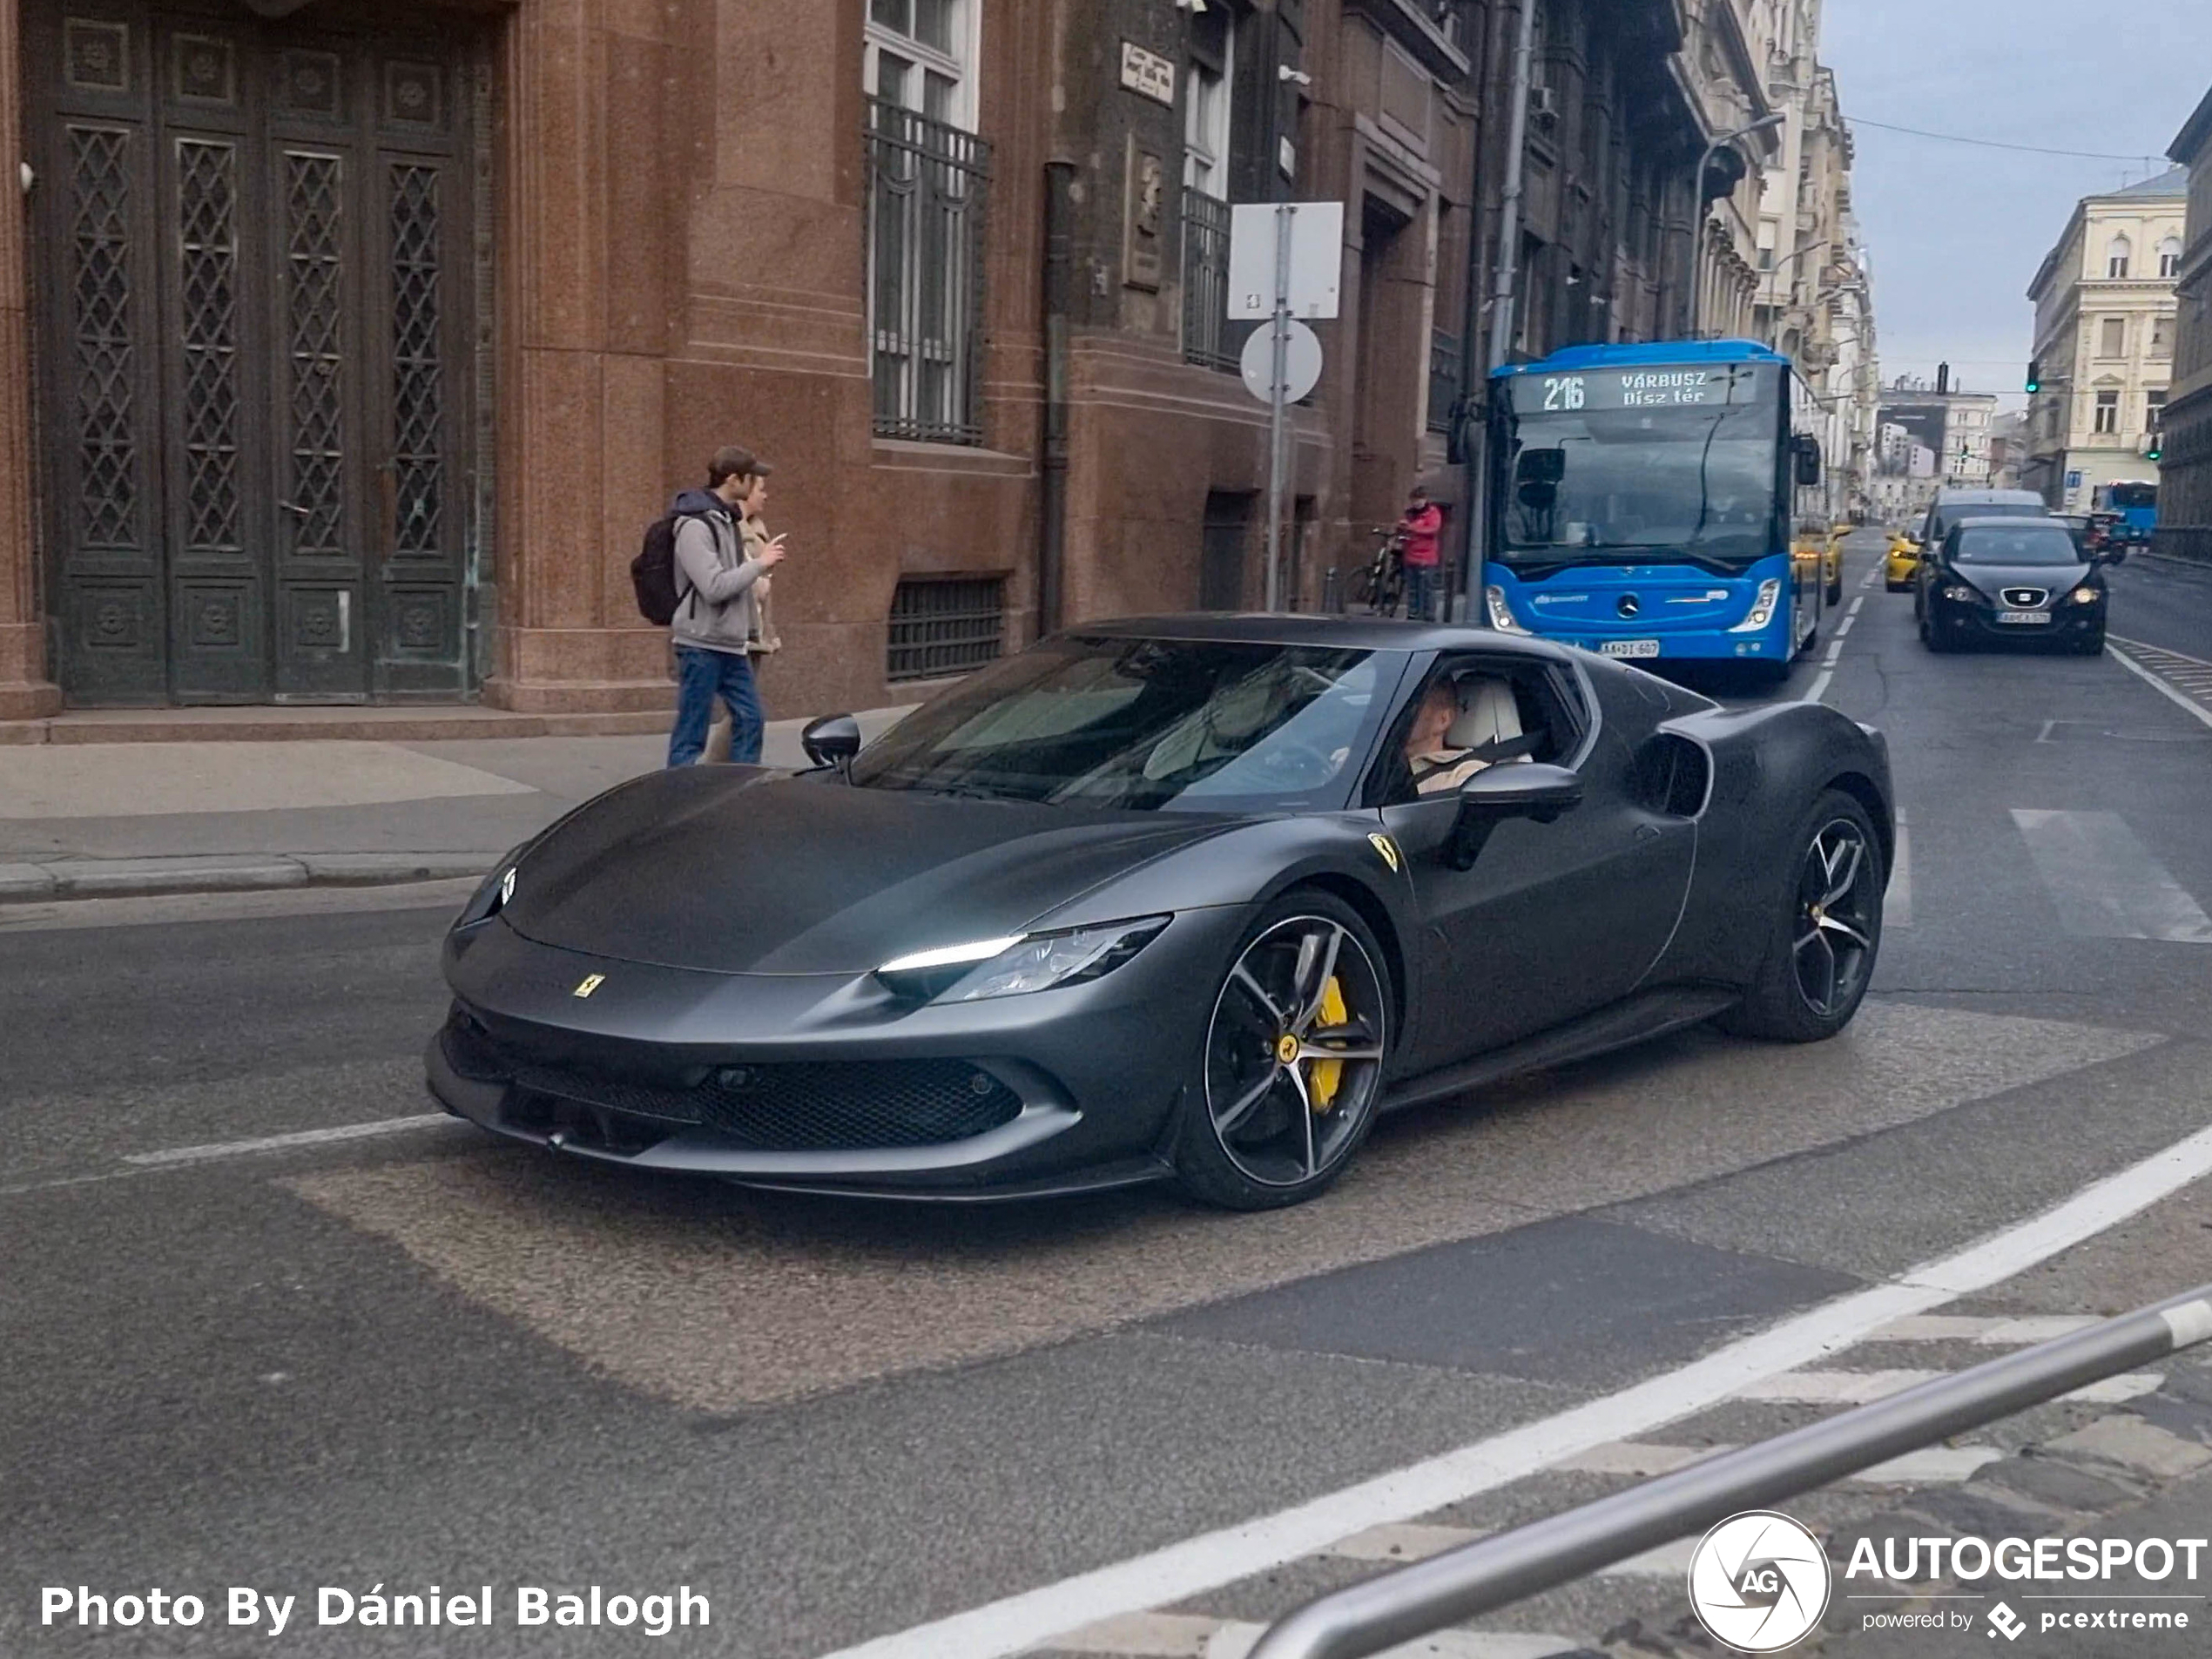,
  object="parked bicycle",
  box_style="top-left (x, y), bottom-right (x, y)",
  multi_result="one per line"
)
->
top-left (1344, 525), bottom-right (1407, 617)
